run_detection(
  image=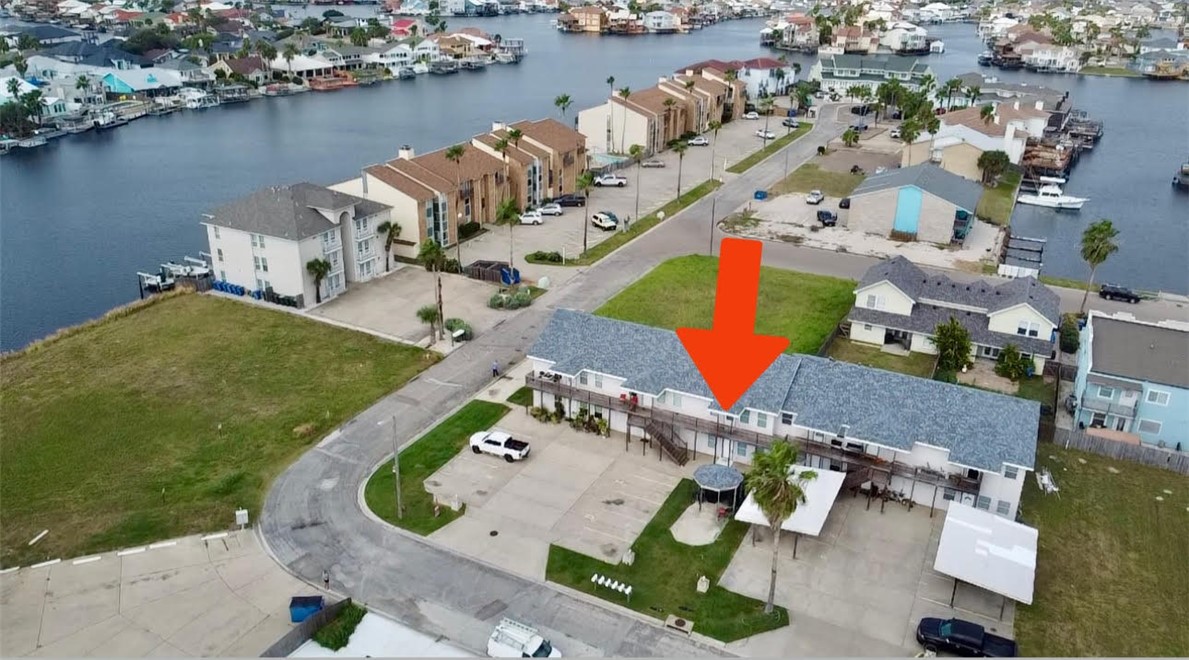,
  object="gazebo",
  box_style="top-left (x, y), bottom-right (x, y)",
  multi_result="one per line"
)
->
top-left (693, 463), bottom-right (744, 512)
